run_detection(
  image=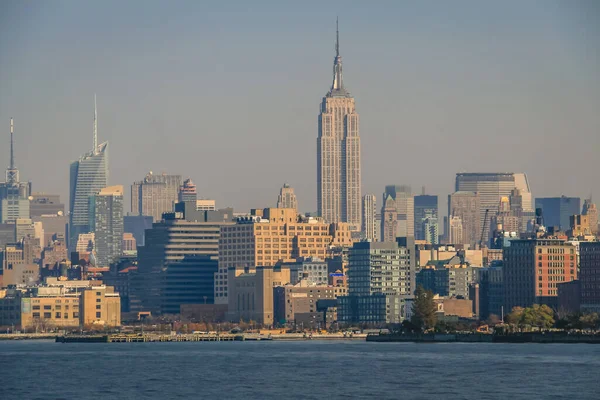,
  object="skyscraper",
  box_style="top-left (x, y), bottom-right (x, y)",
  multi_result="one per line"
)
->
top-left (317, 20), bottom-right (361, 231)
top-left (131, 171), bottom-right (182, 222)
top-left (455, 173), bottom-right (533, 241)
top-left (381, 194), bottom-right (398, 243)
top-left (380, 185), bottom-right (414, 242)
top-left (89, 185), bottom-right (124, 267)
top-left (338, 240), bottom-right (415, 324)
top-left (448, 191), bottom-right (481, 247)
top-left (0, 118), bottom-right (31, 223)
top-left (179, 178), bottom-right (197, 203)
top-left (132, 213), bottom-right (226, 314)
top-left (582, 198), bottom-right (598, 234)
top-left (277, 183), bottom-right (298, 211)
top-left (69, 97), bottom-right (108, 249)
top-left (361, 194), bottom-right (377, 241)
top-left (414, 194), bottom-right (438, 242)
top-left (535, 196), bottom-right (581, 230)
